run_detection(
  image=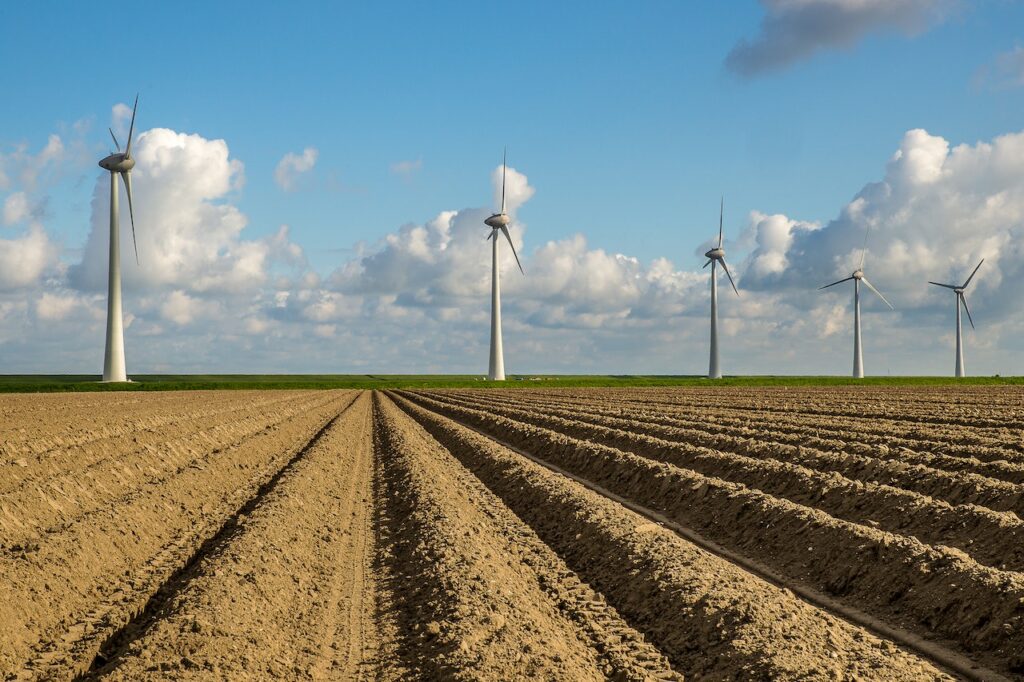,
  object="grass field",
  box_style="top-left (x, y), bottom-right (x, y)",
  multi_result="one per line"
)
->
top-left (0, 373), bottom-right (1021, 392)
